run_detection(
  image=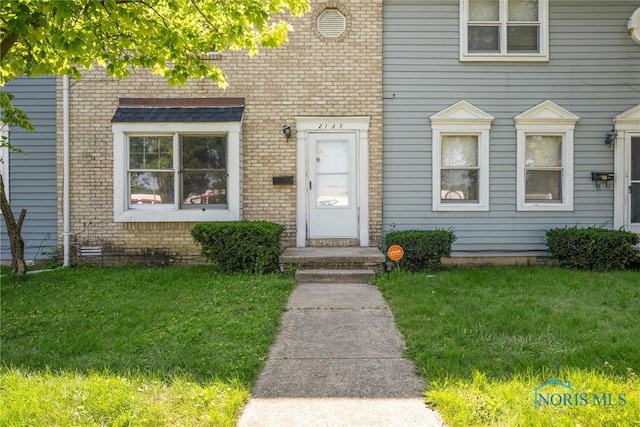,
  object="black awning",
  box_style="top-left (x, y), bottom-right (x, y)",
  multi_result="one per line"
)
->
top-left (111, 106), bottom-right (244, 123)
